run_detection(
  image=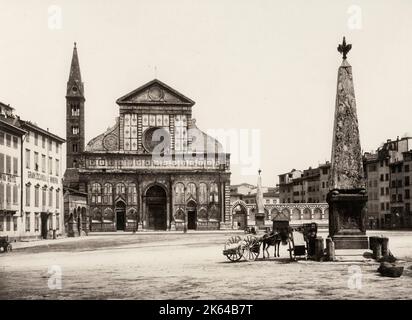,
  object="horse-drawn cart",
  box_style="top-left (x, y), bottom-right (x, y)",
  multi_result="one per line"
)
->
top-left (222, 235), bottom-right (260, 262)
top-left (0, 236), bottom-right (12, 253)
